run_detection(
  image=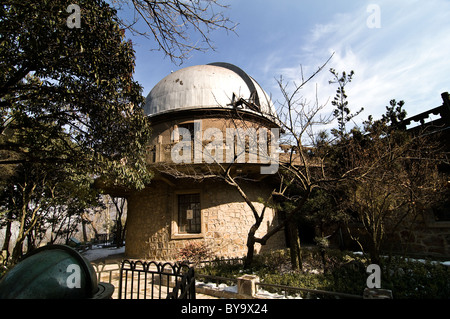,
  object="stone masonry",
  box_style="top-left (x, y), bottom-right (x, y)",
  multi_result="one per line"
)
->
top-left (125, 179), bottom-right (285, 261)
